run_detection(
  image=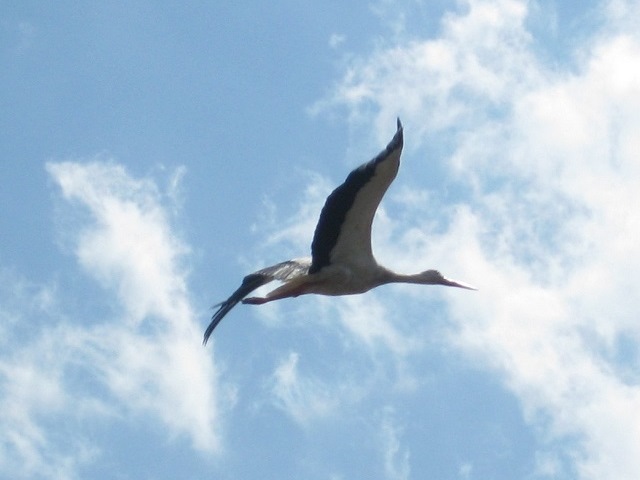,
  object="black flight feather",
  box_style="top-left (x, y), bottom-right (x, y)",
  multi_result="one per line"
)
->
top-left (309, 119), bottom-right (403, 274)
top-left (203, 259), bottom-right (310, 343)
